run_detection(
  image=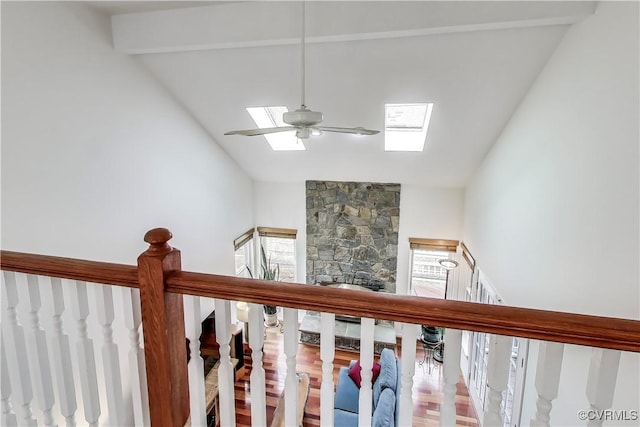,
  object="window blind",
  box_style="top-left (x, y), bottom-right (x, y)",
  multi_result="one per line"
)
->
top-left (460, 242), bottom-right (475, 269)
top-left (257, 227), bottom-right (297, 239)
top-left (233, 228), bottom-right (255, 250)
top-left (408, 238), bottom-right (459, 252)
